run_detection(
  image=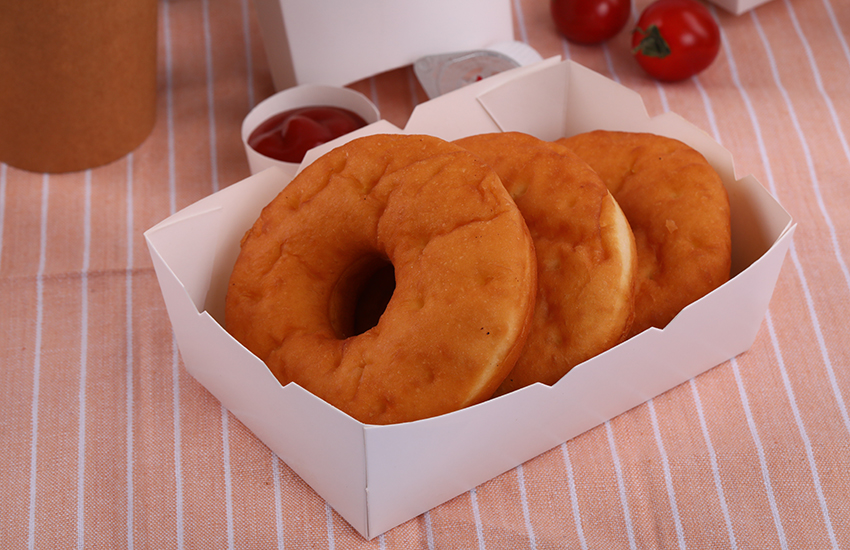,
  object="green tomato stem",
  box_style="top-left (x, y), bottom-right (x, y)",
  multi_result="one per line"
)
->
top-left (633, 25), bottom-right (671, 58)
